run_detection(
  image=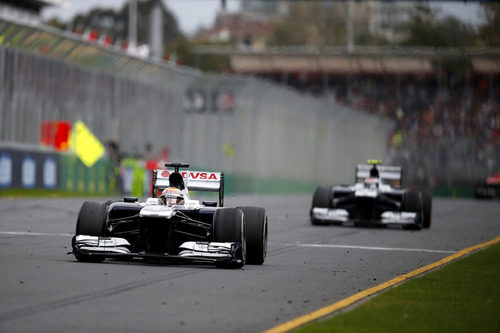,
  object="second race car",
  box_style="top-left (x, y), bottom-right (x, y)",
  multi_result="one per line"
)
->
top-left (310, 160), bottom-right (432, 230)
top-left (474, 172), bottom-right (500, 199)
